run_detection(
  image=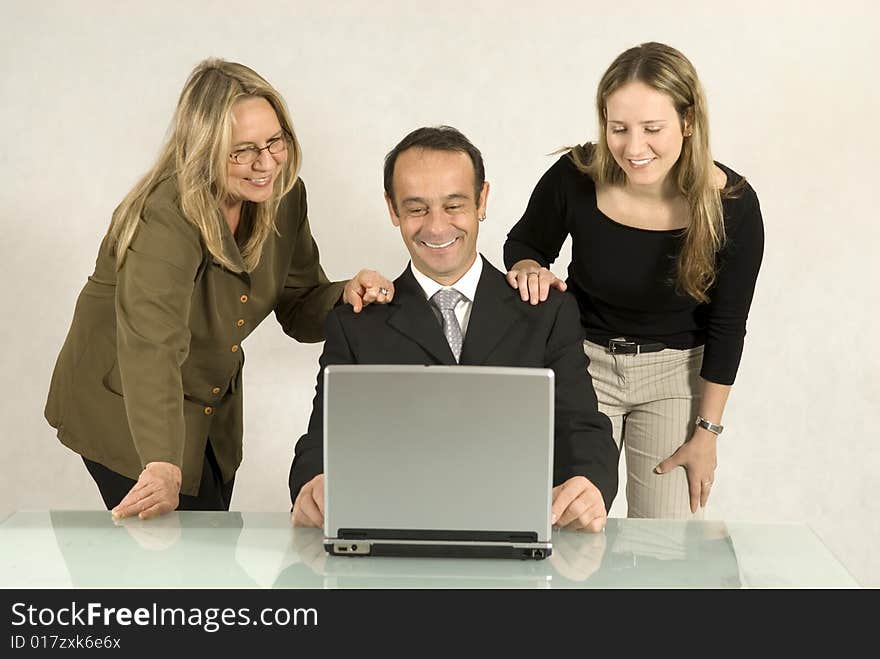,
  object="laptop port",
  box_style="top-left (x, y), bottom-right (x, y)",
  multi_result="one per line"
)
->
top-left (333, 543), bottom-right (370, 555)
top-left (530, 549), bottom-right (546, 559)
